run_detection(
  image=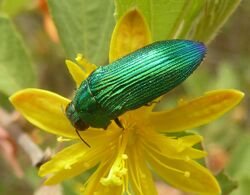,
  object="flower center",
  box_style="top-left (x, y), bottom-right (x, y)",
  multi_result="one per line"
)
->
top-left (121, 112), bottom-right (146, 147)
top-left (100, 125), bottom-right (130, 190)
top-left (99, 112), bottom-right (147, 193)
